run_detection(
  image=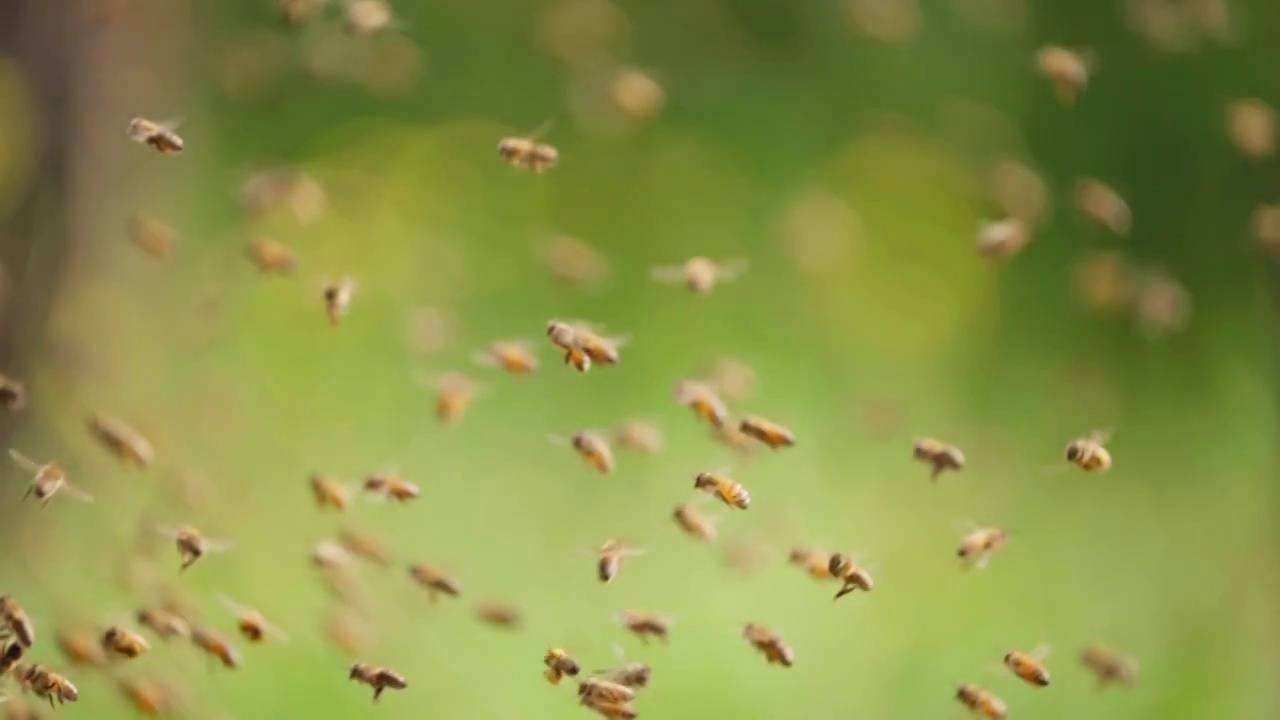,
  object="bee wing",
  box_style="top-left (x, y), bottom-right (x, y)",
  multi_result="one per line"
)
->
top-left (546, 433), bottom-right (571, 448)
top-left (605, 334), bottom-right (631, 349)
top-left (7, 448), bottom-right (41, 473)
top-left (1088, 428), bottom-right (1113, 445)
top-left (157, 117), bottom-right (184, 132)
top-left (717, 257), bottom-right (749, 281)
top-left (205, 537), bottom-right (234, 553)
top-left (620, 546), bottom-right (646, 557)
top-left (260, 618), bottom-right (290, 643)
top-left (216, 594), bottom-right (249, 616)
top-left (61, 483), bottom-right (94, 503)
top-left (526, 120), bottom-right (555, 141)
top-left (1032, 643), bottom-right (1052, 661)
top-left (650, 264), bottom-right (686, 284)
top-left (1041, 463), bottom-right (1069, 475)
